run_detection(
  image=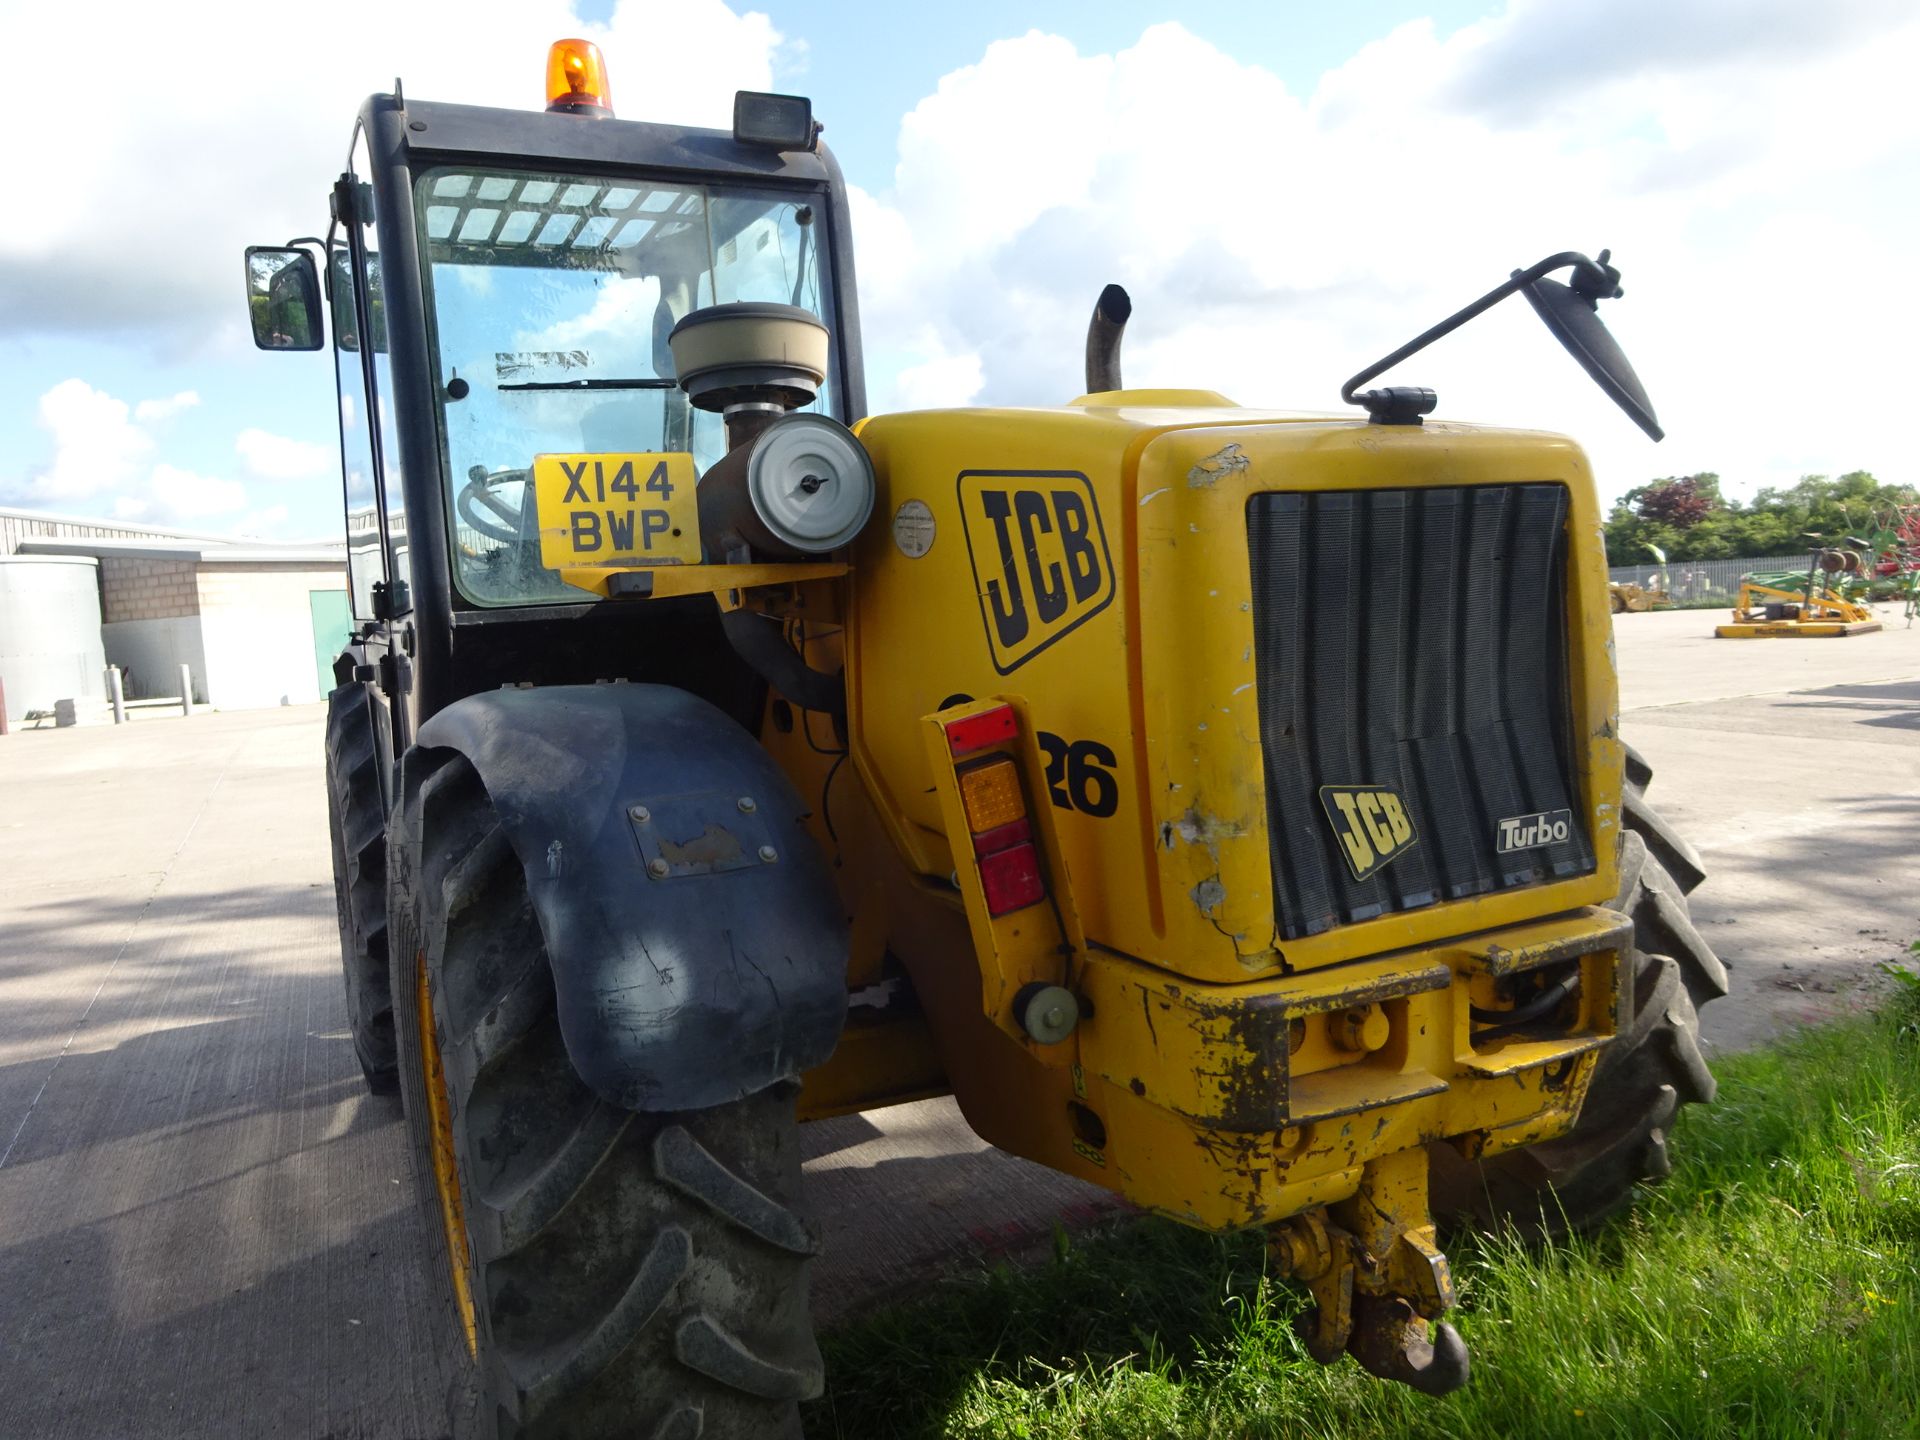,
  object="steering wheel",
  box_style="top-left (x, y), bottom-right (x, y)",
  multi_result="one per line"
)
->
top-left (457, 465), bottom-right (530, 544)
